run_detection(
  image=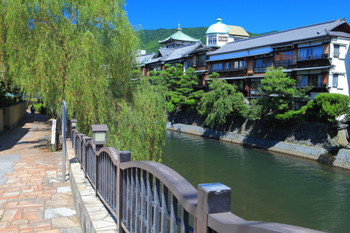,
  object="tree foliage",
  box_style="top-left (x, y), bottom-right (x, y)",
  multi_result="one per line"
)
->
top-left (198, 79), bottom-right (246, 127)
top-left (2, 0), bottom-right (166, 161)
top-left (260, 66), bottom-right (298, 116)
top-left (305, 93), bottom-right (350, 123)
top-left (147, 64), bottom-right (203, 112)
top-left (110, 80), bottom-right (167, 162)
top-left (5, 0), bottom-right (137, 131)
